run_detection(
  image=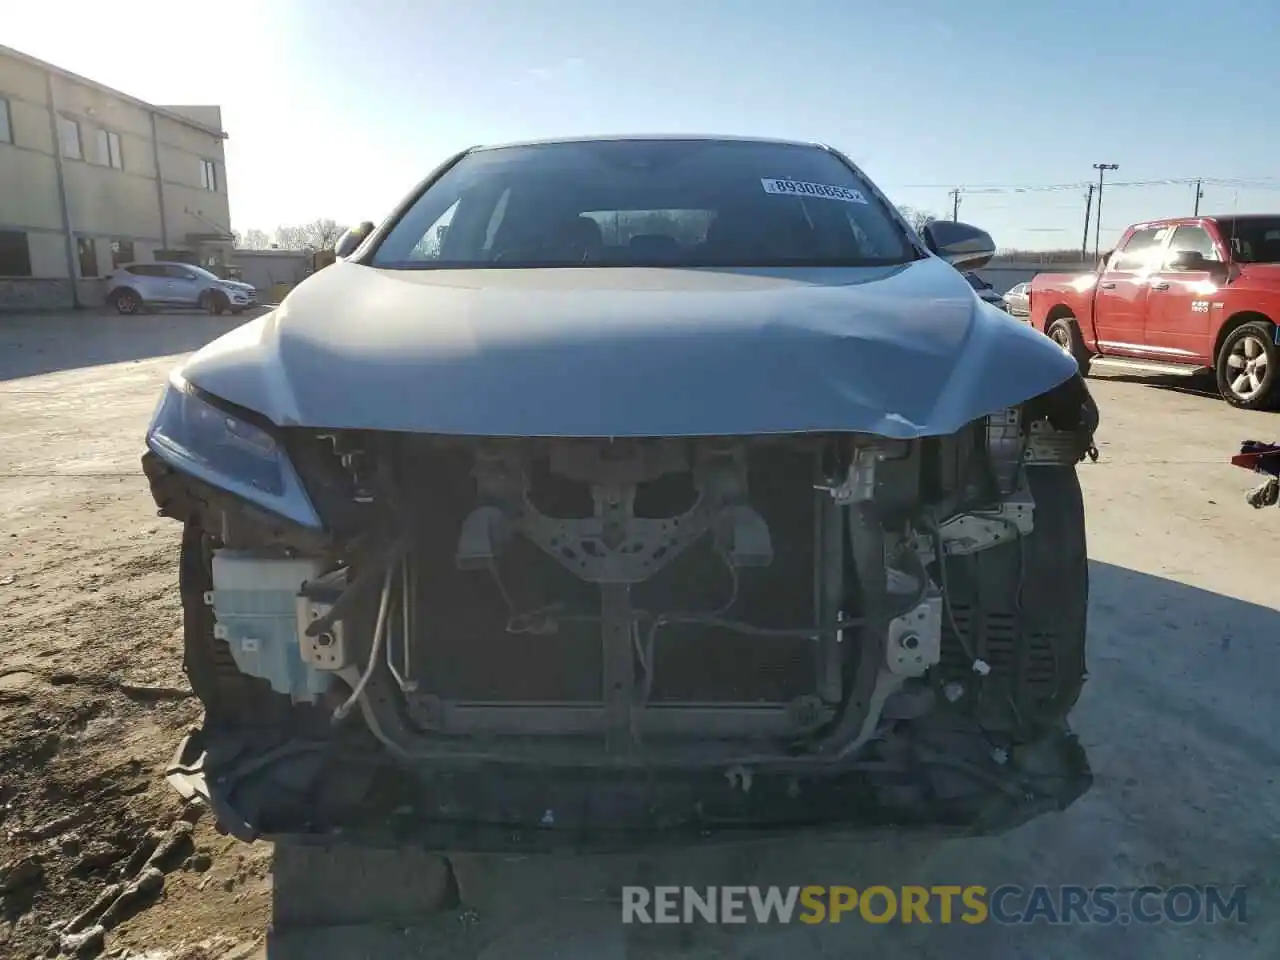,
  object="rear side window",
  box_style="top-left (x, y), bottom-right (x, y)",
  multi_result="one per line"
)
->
top-left (1111, 228), bottom-right (1163, 271)
top-left (1164, 225), bottom-right (1220, 265)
